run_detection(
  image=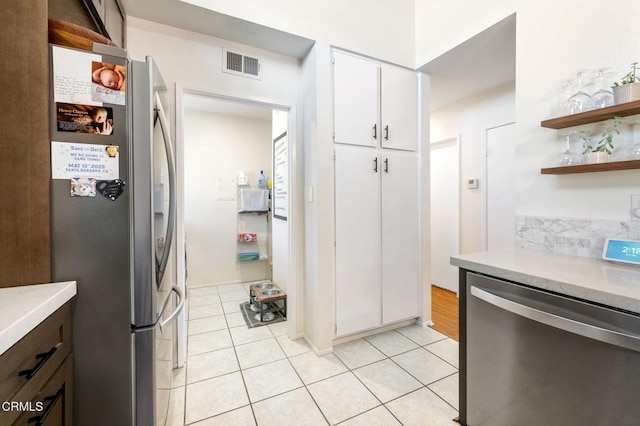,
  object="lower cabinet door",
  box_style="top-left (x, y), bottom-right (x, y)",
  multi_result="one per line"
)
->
top-left (335, 145), bottom-right (382, 336)
top-left (14, 354), bottom-right (73, 426)
top-left (381, 151), bottom-right (419, 324)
